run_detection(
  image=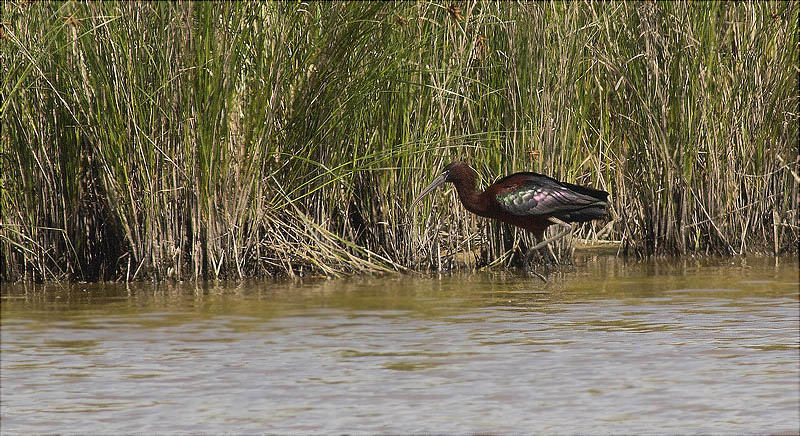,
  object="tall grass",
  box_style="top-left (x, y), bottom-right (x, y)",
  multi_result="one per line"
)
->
top-left (1, 1), bottom-right (797, 282)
